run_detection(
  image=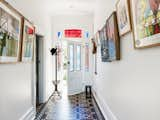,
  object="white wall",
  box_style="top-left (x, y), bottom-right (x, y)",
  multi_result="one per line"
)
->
top-left (0, 0), bottom-right (53, 120)
top-left (93, 0), bottom-right (160, 120)
top-left (51, 14), bottom-right (94, 90)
